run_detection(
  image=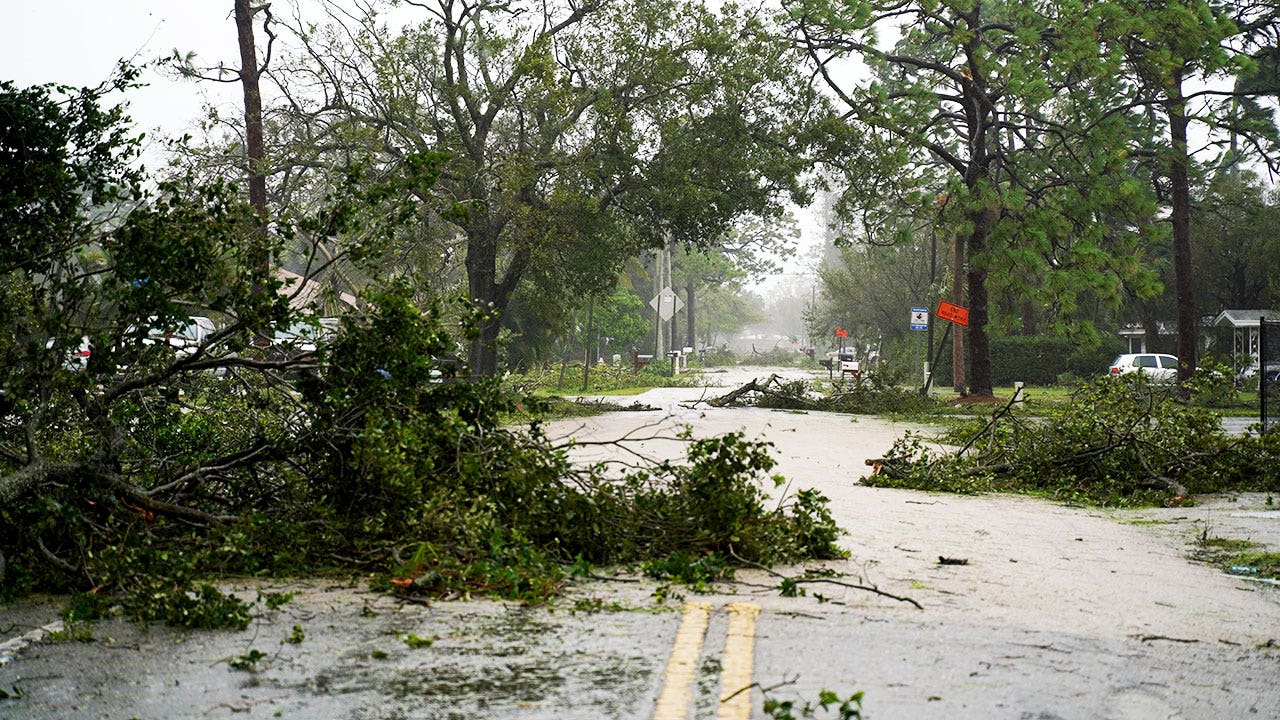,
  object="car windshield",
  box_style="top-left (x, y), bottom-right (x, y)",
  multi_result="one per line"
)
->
top-left (275, 319), bottom-right (336, 342)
